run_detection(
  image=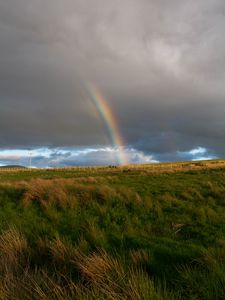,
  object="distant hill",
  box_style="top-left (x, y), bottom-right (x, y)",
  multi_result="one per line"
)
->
top-left (0, 165), bottom-right (27, 169)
